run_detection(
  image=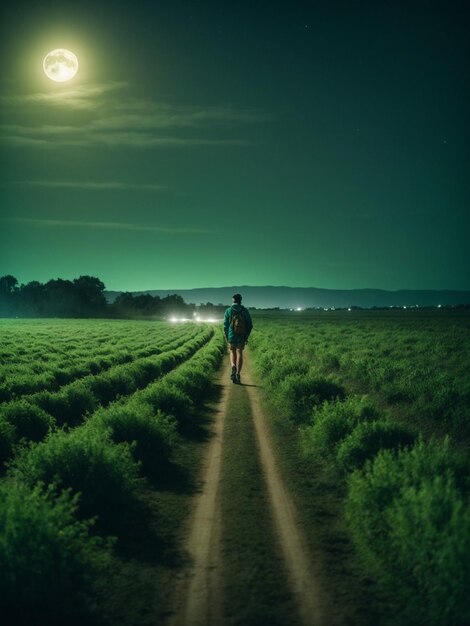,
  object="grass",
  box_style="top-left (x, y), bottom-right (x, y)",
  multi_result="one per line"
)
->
top-left (0, 480), bottom-right (113, 626)
top-left (0, 321), bottom-right (227, 625)
top-left (248, 309), bottom-right (470, 625)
